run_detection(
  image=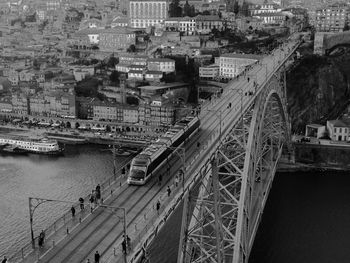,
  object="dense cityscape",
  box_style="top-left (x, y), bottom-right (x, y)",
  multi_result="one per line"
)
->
top-left (1, 0), bottom-right (350, 262)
